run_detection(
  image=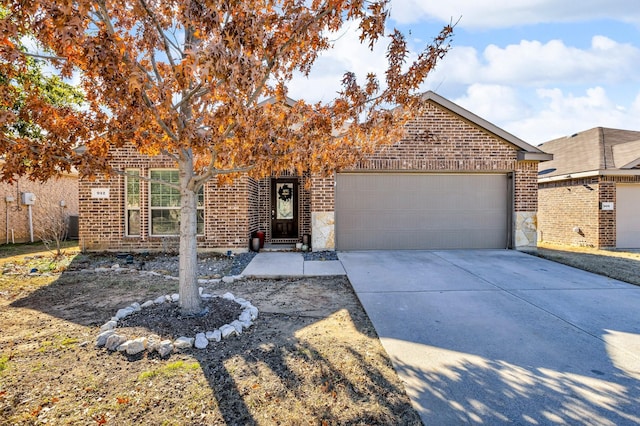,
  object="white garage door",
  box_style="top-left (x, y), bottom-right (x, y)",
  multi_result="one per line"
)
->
top-left (616, 184), bottom-right (640, 249)
top-left (336, 173), bottom-right (511, 250)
